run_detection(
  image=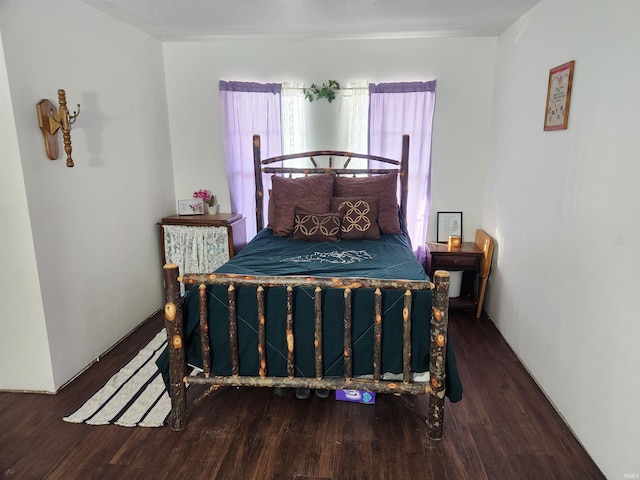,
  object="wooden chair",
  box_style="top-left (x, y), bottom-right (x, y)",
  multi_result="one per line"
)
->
top-left (474, 229), bottom-right (494, 318)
